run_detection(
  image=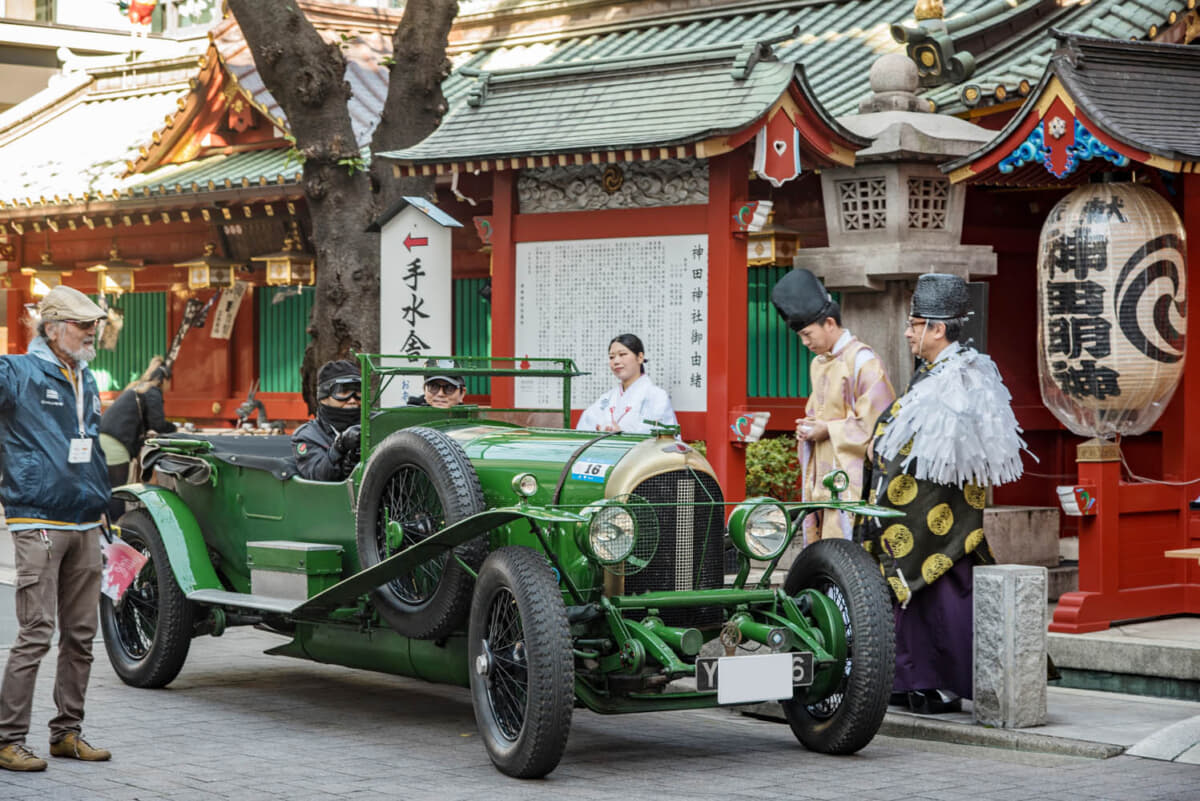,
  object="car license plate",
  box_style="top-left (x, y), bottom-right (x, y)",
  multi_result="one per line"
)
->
top-left (695, 652), bottom-right (815, 705)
